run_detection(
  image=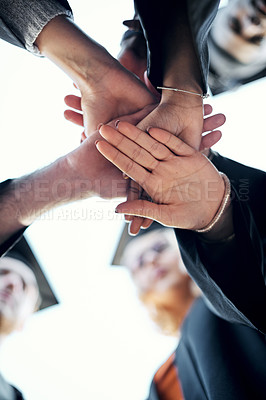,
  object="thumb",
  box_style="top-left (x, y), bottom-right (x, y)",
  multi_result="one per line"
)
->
top-left (115, 199), bottom-right (166, 225)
